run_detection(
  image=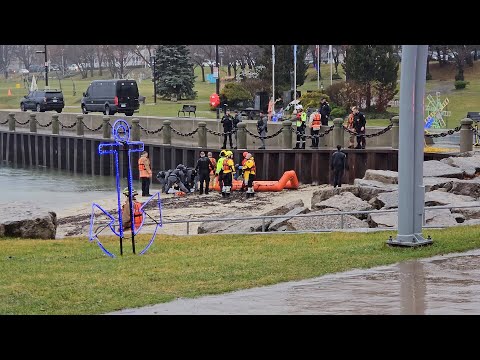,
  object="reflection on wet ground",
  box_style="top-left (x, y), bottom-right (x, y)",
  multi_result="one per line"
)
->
top-left (109, 249), bottom-right (480, 315)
